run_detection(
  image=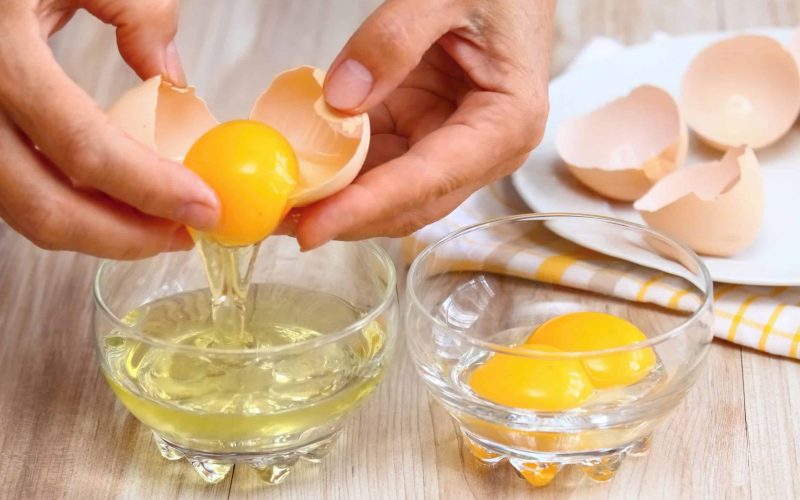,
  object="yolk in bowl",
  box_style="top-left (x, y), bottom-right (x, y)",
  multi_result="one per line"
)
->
top-left (183, 120), bottom-right (299, 246)
top-left (468, 344), bottom-right (594, 411)
top-left (526, 312), bottom-right (656, 389)
top-left (467, 312), bottom-right (656, 412)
